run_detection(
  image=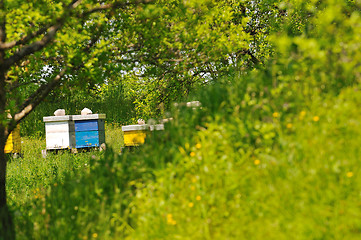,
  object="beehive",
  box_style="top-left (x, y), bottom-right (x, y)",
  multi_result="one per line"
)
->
top-left (43, 114), bottom-right (106, 150)
top-left (122, 124), bottom-right (164, 147)
top-left (43, 115), bottom-right (75, 150)
top-left (72, 114), bottom-right (106, 148)
top-left (4, 125), bottom-right (21, 154)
